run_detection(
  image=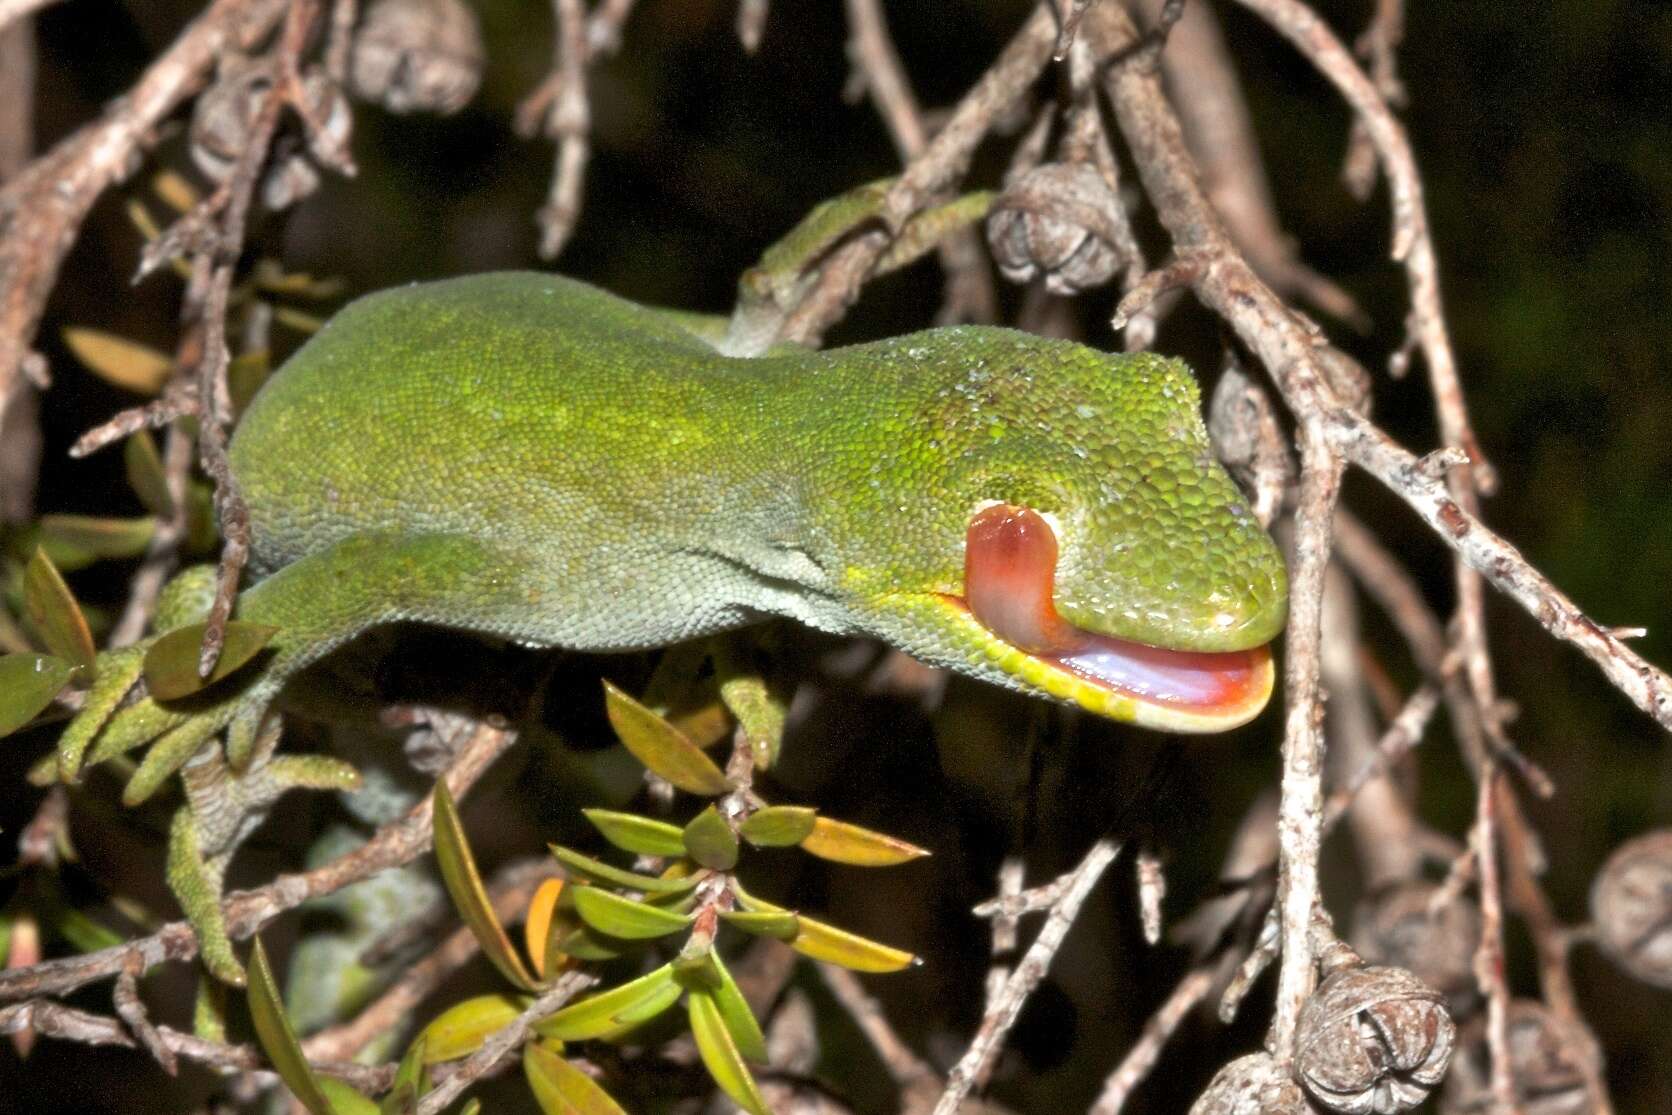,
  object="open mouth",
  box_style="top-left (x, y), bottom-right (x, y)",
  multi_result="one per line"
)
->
top-left (945, 503), bottom-right (1275, 732)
